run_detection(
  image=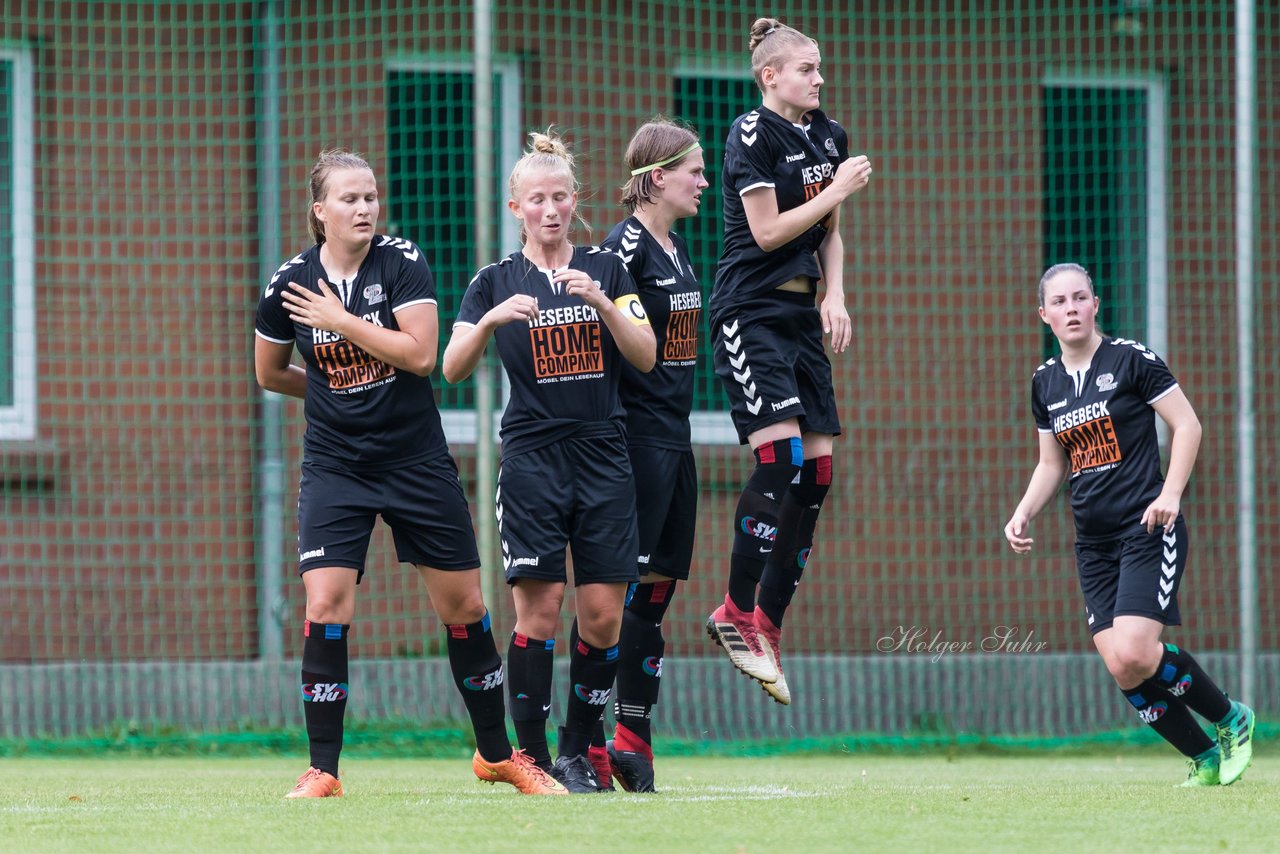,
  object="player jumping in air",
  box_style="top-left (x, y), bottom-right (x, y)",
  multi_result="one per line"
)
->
top-left (706, 17), bottom-right (873, 704)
